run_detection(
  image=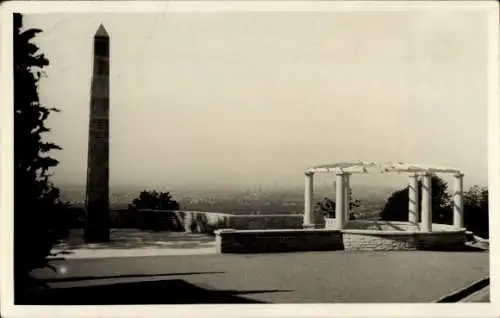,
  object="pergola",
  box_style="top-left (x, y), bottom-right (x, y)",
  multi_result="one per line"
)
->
top-left (303, 161), bottom-right (465, 232)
